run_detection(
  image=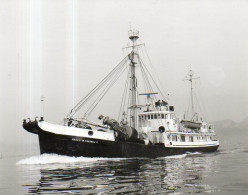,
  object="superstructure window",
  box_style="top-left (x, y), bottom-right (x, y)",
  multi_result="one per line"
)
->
top-left (161, 114), bottom-right (165, 119)
top-left (172, 135), bottom-right (177, 141)
top-left (151, 115), bottom-right (154, 119)
top-left (148, 115), bottom-right (150, 120)
top-left (154, 114), bottom-right (157, 119)
top-left (181, 135), bottom-right (185, 142)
